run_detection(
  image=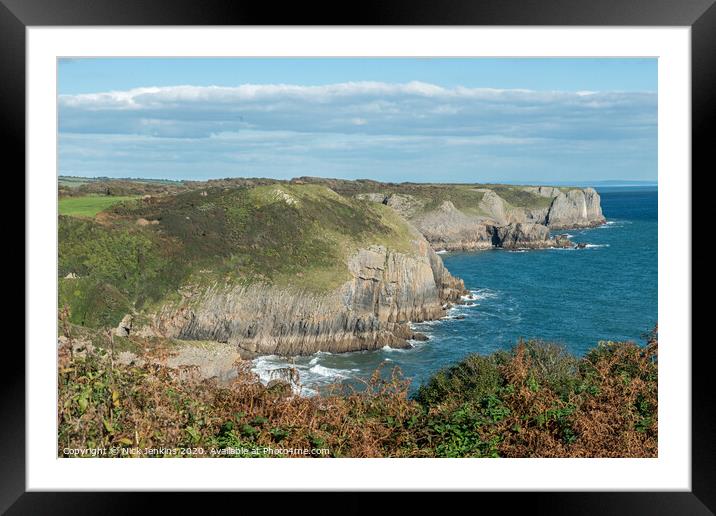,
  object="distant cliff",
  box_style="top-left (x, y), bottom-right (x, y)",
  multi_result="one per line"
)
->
top-left (409, 186), bottom-right (604, 250)
top-left (301, 179), bottom-right (606, 251)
